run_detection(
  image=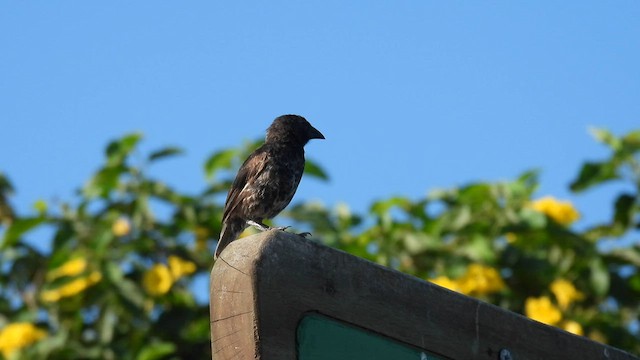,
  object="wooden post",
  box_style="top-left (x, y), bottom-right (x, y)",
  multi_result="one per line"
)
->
top-left (210, 230), bottom-right (638, 360)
